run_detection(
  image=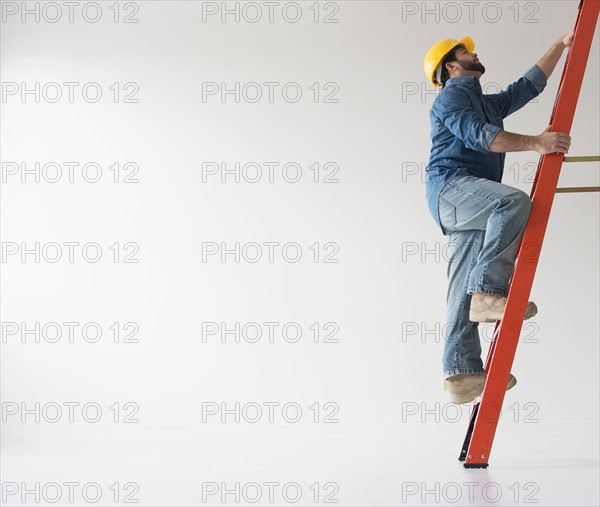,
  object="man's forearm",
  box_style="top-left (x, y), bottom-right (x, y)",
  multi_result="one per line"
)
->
top-left (489, 130), bottom-right (537, 153)
top-left (536, 37), bottom-right (568, 79)
top-left (490, 128), bottom-right (571, 155)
